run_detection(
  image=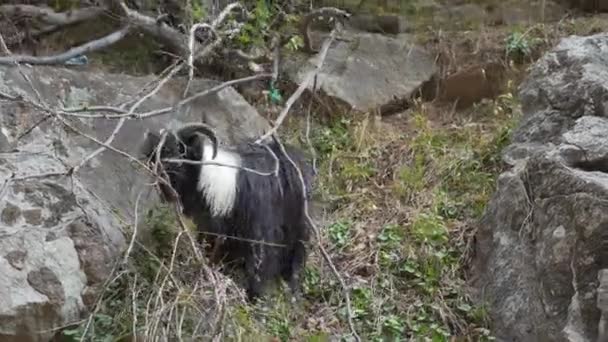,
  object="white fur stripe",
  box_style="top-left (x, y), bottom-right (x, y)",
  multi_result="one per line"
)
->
top-left (197, 144), bottom-right (240, 217)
